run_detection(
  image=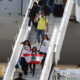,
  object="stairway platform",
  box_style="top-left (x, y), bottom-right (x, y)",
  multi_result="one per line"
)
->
top-left (13, 65), bottom-right (42, 80)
